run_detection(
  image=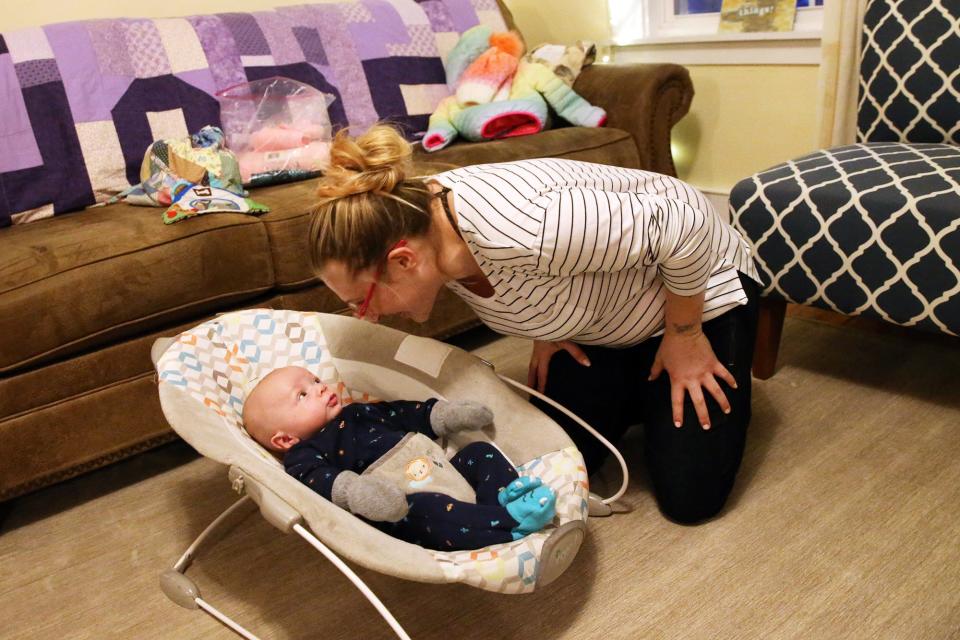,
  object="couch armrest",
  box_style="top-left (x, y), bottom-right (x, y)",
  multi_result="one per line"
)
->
top-left (574, 63), bottom-right (694, 177)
